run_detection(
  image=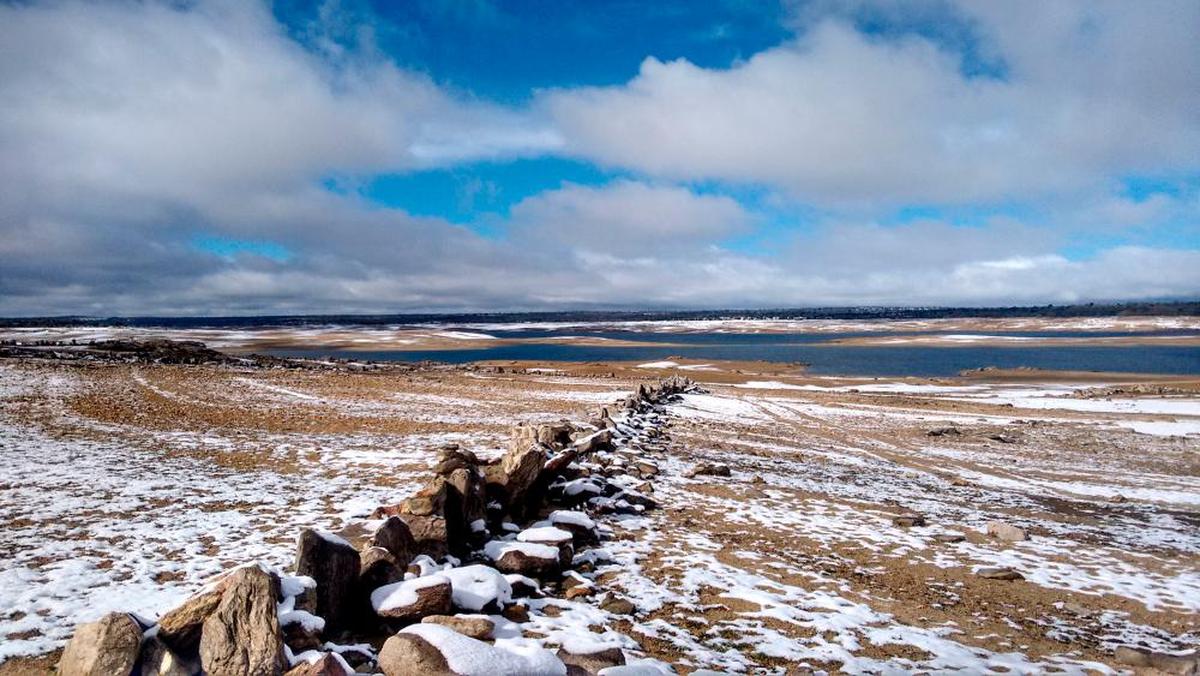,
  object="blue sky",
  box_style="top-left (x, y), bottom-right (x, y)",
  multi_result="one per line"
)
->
top-left (0, 0), bottom-right (1196, 314)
